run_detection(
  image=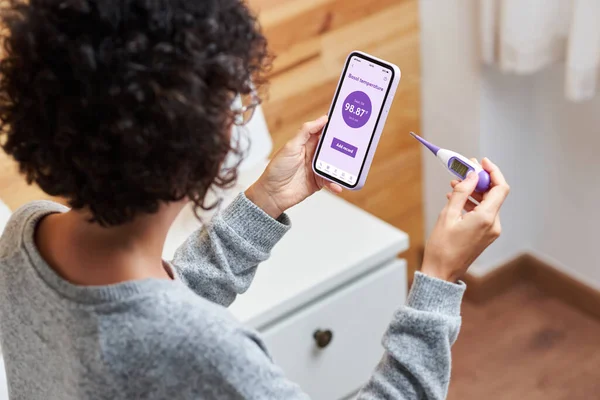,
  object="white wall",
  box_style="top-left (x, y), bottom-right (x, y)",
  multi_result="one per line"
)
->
top-left (527, 66), bottom-right (600, 289)
top-left (420, 1), bottom-right (600, 289)
top-left (476, 68), bottom-right (536, 272)
top-left (419, 0), bottom-right (528, 273)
